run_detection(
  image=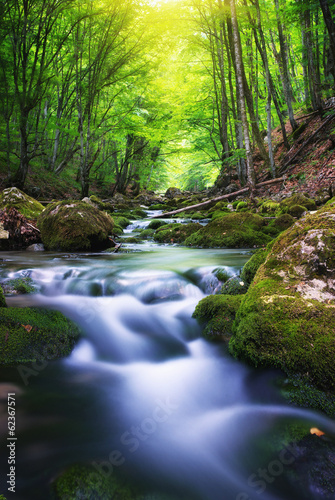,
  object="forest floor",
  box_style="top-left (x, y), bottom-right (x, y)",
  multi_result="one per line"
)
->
top-left (0, 108), bottom-right (335, 201)
top-left (253, 107), bottom-right (335, 200)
